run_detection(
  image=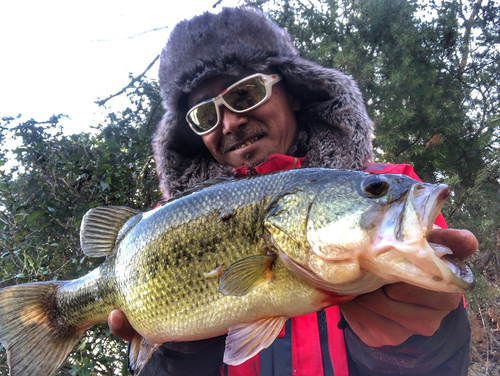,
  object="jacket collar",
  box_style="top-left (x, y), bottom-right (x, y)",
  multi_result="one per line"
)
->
top-left (232, 154), bottom-right (306, 178)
